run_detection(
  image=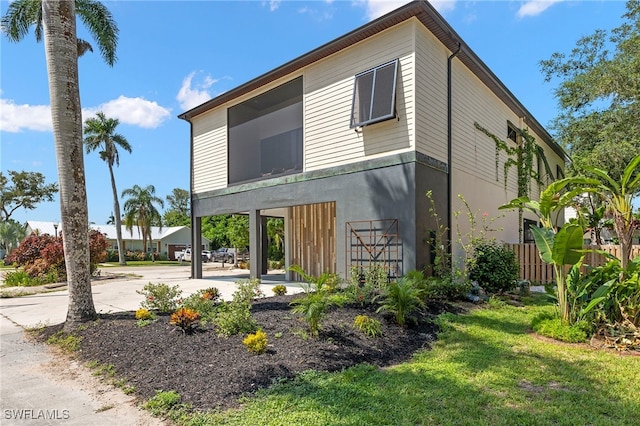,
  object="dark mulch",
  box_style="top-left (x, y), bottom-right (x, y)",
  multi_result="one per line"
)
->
top-left (34, 294), bottom-right (454, 412)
